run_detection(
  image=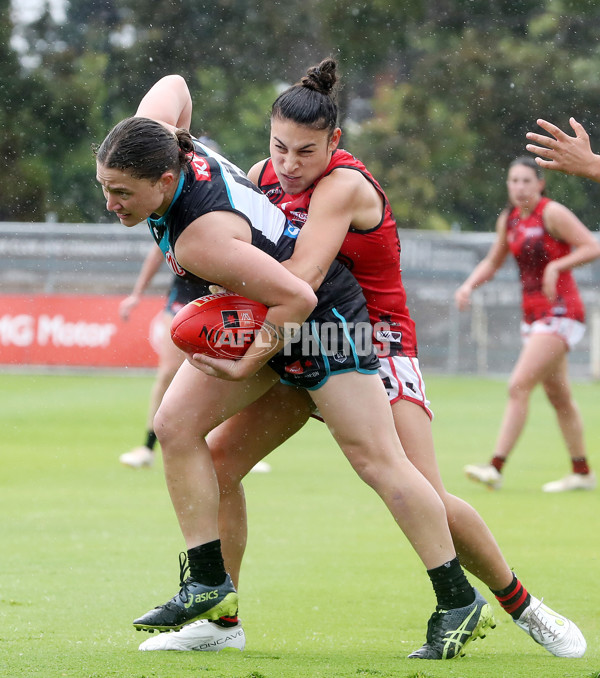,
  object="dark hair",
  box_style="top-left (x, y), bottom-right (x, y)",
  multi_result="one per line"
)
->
top-left (509, 155), bottom-right (544, 180)
top-left (94, 117), bottom-right (194, 182)
top-left (271, 57), bottom-right (339, 136)
top-left (506, 156), bottom-right (546, 207)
